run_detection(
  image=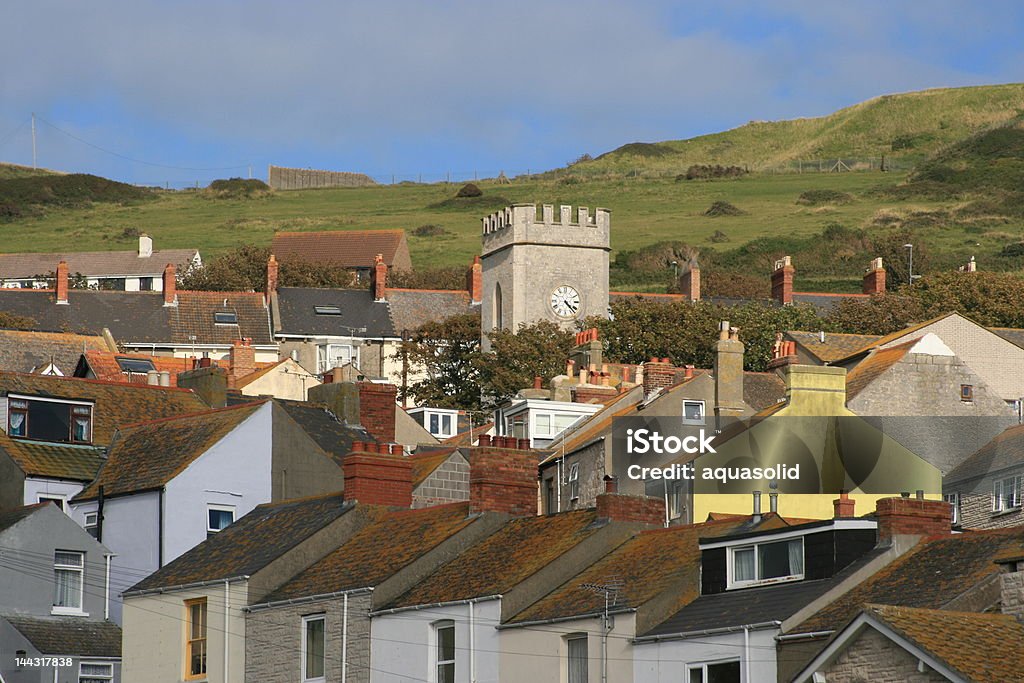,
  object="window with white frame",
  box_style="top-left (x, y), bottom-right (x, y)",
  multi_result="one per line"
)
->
top-left (79, 661), bottom-right (114, 683)
top-left (728, 537), bottom-right (804, 589)
top-left (993, 475), bottom-right (1023, 513)
top-left (84, 512), bottom-right (99, 538)
top-left (7, 396), bottom-right (93, 444)
top-left (426, 411), bottom-right (456, 438)
top-left (53, 550), bottom-right (84, 613)
top-left (566, 633), bottom-right (588, 683)
top-left (434, 619), bottom-right (455, 683)
top-left (688, 659), bottom-right (741, 683)
top-left (567, 462), bottom-right (580, 501)
top-left (207, 505), bottom-right (235, 538)
top-left (682, 400), bottom-right (705, 425)
top-left (943, 493), bottom-right (960, 525)
top-left (302, 614), bottom-right (326, 682)
top-left (318, 343), bottom-right (358, 373)
top-left (670, 479), bottom-right (687, 520)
